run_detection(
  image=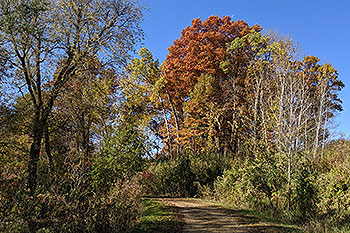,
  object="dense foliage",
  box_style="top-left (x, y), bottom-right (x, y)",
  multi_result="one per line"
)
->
top-left (0, 8), bottom-right (348, 233)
